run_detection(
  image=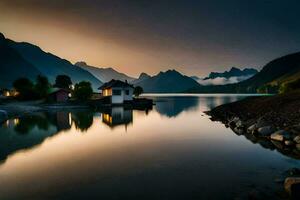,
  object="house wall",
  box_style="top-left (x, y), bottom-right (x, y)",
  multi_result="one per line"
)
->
top-left (124, 87), bottom-right (133, 101)
top-left (111, 87), bottom-right (124, 104)
top-left (56, 91), bottom-right (69, 102)
top-left (110, 87), bottom-right (133, 104)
